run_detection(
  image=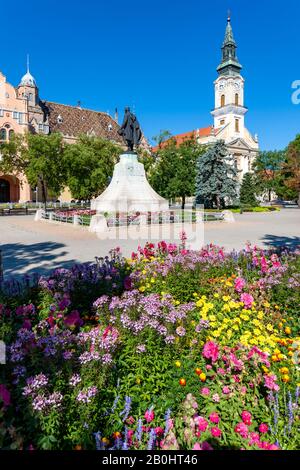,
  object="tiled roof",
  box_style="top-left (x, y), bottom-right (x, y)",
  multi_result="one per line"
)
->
top-left (43, 101), bottom-right (124, 144)
top-left (152, 125), bottom-right (214, 152)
